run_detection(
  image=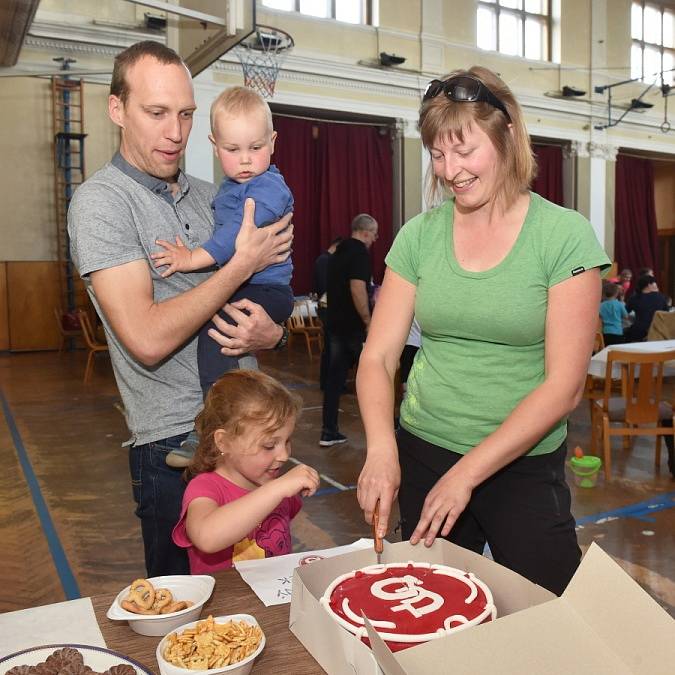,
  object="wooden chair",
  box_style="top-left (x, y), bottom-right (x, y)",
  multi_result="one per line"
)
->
top-left (77, 309), bottom-right (109, 383)
top-left (590, 349), bottom-right (675, 481)
top-left (647, 310), bottom-right (675, 341)
top-left (53, 306), bottom-right (82, 353)
top-left (583, 320), bottom-right (607, 433)
top-left (302, 299), bottom-right (322, 329)
top-left (286, 302), bottom-right (323, 360)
